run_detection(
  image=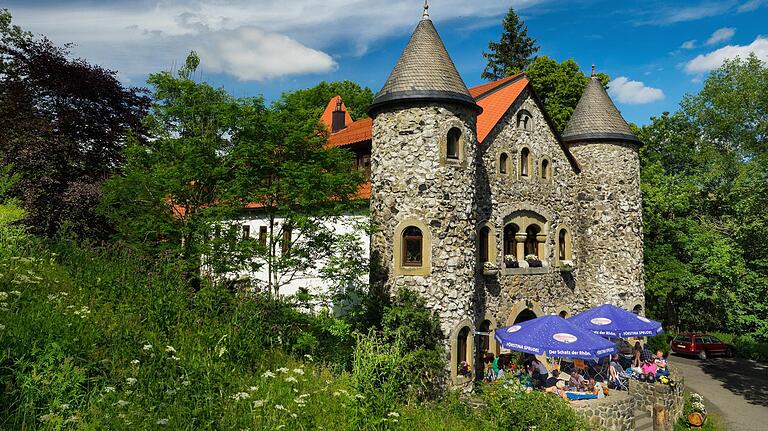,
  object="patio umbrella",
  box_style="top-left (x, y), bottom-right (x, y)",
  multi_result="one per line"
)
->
top-left (567, 303), bottom-right (663, 338)
top-left (494, 315), bottom-right (618, 359)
